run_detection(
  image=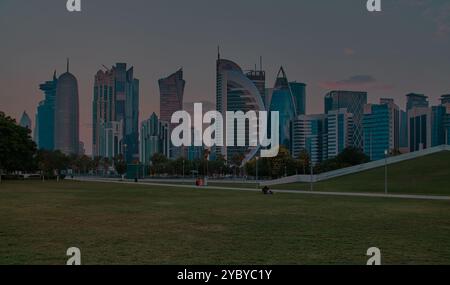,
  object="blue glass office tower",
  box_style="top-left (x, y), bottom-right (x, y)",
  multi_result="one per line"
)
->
top-left (325, 91), bottom-right (367, 150)
top-left (399, 110), bottom-right (408, 150)
top-left (363, 104), bottom-right (390, 161)
top-left (269, 67), bottom-right (296, 152)
top-left (444, 113), bottom-right (450, 145)
top-left (289, 82), bottom-right (306, 115)
top-left (35, 72), bottom-right (58, 151)
top-left (431, 106), bottom-right (446, 147)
